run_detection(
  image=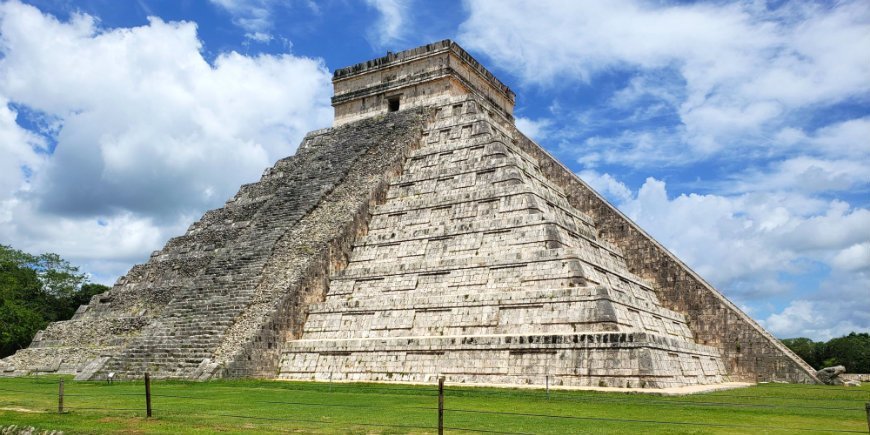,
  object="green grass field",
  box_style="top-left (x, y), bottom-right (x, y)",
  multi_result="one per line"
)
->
top-left (0, 376), bottom-right (867, 434)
